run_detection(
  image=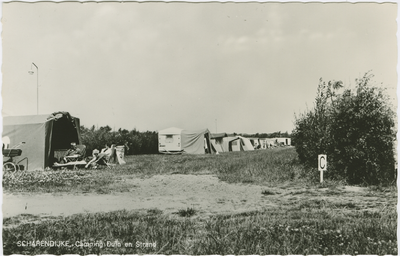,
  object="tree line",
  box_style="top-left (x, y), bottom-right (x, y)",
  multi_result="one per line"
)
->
top-left (80, 125), bottom-right (158, 155)
top-left (242, 131), bottom-right (291, 139)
